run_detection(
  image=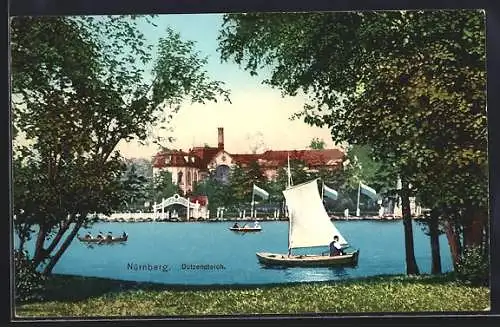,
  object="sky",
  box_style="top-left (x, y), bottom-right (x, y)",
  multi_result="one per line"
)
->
top-left (113, 14), bottom-right (341, 158)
